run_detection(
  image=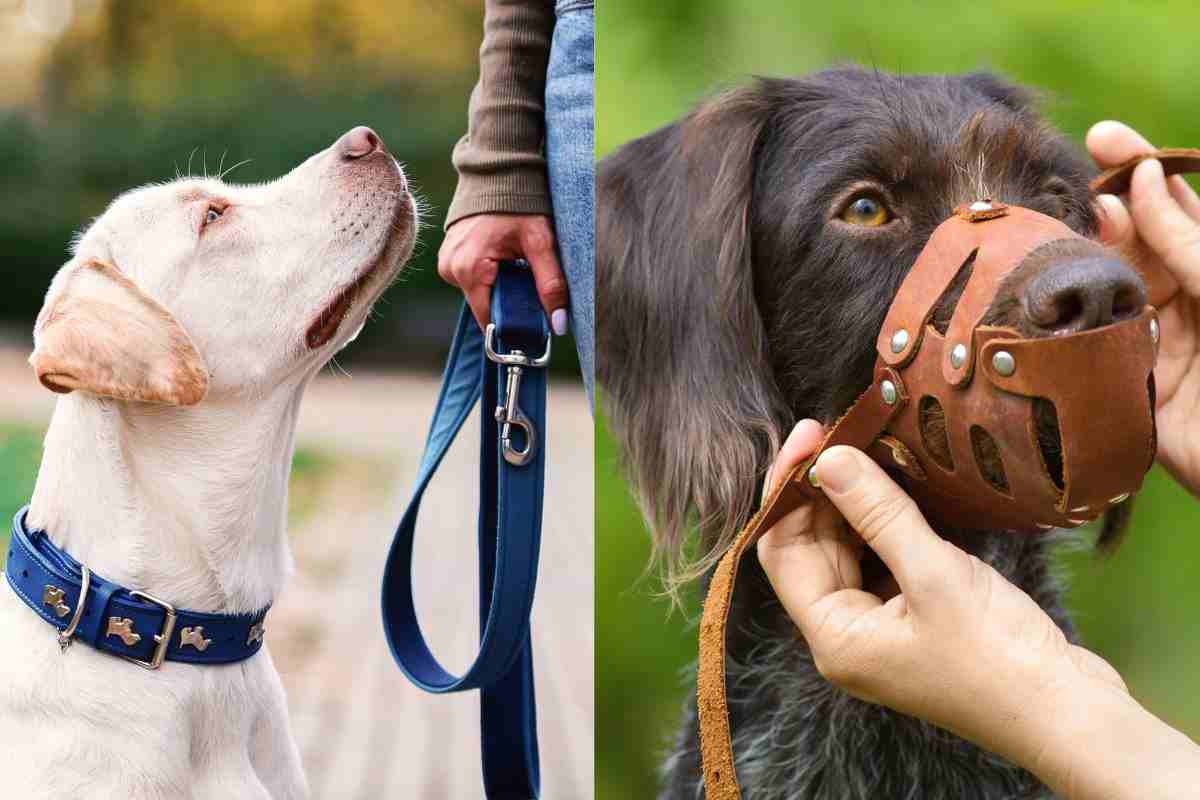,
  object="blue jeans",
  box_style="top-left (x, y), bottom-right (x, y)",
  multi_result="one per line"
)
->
top-left (546, 1), bottom-right (595, 407)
